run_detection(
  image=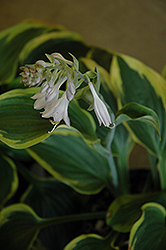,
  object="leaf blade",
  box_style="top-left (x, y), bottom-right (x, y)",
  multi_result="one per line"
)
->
top-left (0, 204), bottom-right (41, 250)
top-left (0, 20), bottom-right (57, 83)
top-left (116, 102), bottom-right (161, 139)
top-left (0, 155), bottom-right (18, 207)
top-left (27, 126), bottom-right (111, 194)
top-left (0, 88), bottom-right (52, 149)
top-left (129, 202), bottom-right (166, 250)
